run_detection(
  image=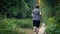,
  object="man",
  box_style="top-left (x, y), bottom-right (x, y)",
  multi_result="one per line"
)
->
top-left (31, 5), bottom-right (42, 34)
